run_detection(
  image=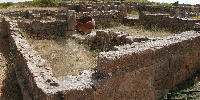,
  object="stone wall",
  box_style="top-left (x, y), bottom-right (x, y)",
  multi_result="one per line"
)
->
top-left (16, 10), bottom-right (76, 38)
top-left (58, 1), bottom-right (200, 18)
top-left (139, 13), bottom-right (200, 32)
top-left (2, 3), bottom-right (200, 100)
top-left (18, 20), bottom-right (68, 38)
top-left (1, 16), bottom-right (157, 100)
top-left (58, 1), bottom-right (137, 13)
top-left (2, 17), bottom-right (64, 100)
top-left (2, 10), bottom-right (72, 21)
top-left (97, 31), bottom-right (200, 99)
top-left (76, 10), bottom-right (126, 28)
top-left (71, 30), bottom-right (149, 51)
